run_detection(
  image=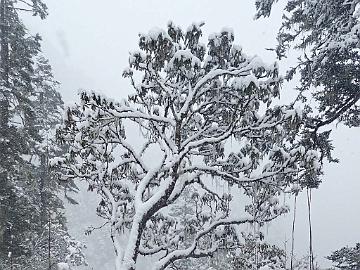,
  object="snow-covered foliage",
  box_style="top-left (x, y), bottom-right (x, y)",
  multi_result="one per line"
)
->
top-left (327, 243), bottom-right (360, 269)
top-left (254, 0), bottom-right (277, 19)
top-left (255, 0), bottom-right (360, 130)
top-left (0, 0), bottom-right (81, 268)
top-left (229, 233), bottom-right (286, 269)
top-left (55, 22), bottom-right (321, 270)
top-left (172, 230), bottom-right (287, 270)
top-left (57, 262), bottom-right (70, 270)
top-left (0, 220), bottom-right (86, 270)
